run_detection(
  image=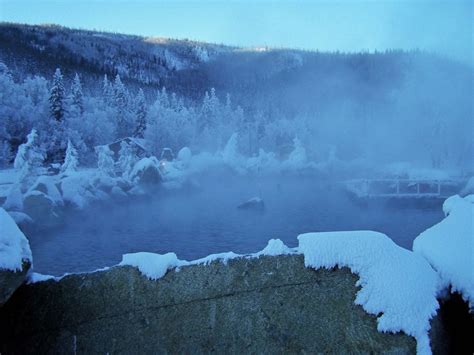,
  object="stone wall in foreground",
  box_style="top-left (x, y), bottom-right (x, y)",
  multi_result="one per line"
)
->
top-left (0, 255), bottom-right (416, 354)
